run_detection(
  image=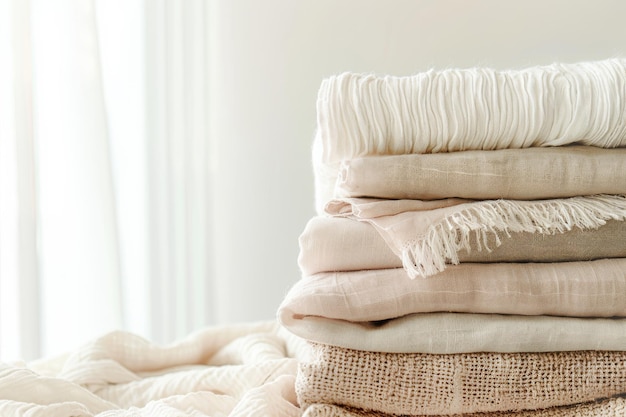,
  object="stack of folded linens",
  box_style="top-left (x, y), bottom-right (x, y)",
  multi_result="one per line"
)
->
top-left (278, 59), bottom-right (626, 416)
